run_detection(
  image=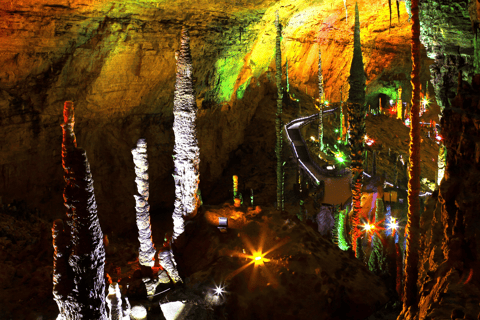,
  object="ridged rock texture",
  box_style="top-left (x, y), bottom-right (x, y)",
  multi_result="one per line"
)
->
top-left (347, 2), bottom-right (367, 255)
top-left (402, 76), bottom-right (480, 319)
top-left (131, 138), bottom-right (155, 267)
top-left (52, 101), bottom-right (106, 320)
top-left (172, 26), bottom-right (200, 241)
top-left (106, 282), bottom-right (130, 320)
